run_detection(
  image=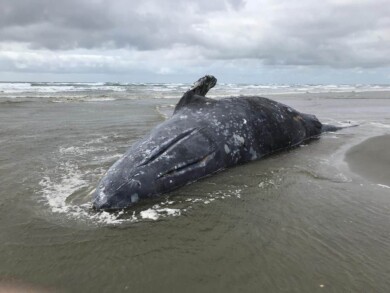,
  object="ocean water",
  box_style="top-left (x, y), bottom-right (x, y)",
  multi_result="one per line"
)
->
top-left (0, 82), bottom-right (389, 292)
